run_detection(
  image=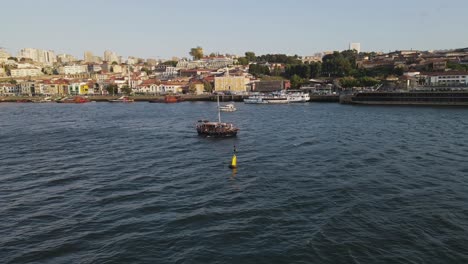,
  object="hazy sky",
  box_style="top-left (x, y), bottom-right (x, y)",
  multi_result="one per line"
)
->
top-left (1, 0), bottom-right (467, 59)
